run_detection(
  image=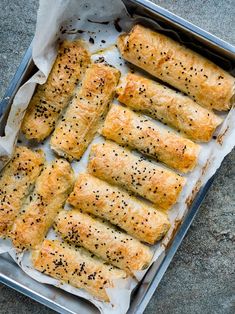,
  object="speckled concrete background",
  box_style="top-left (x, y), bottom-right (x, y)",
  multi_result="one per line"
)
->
top-left (0, 1), bottom-right (234, 313)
